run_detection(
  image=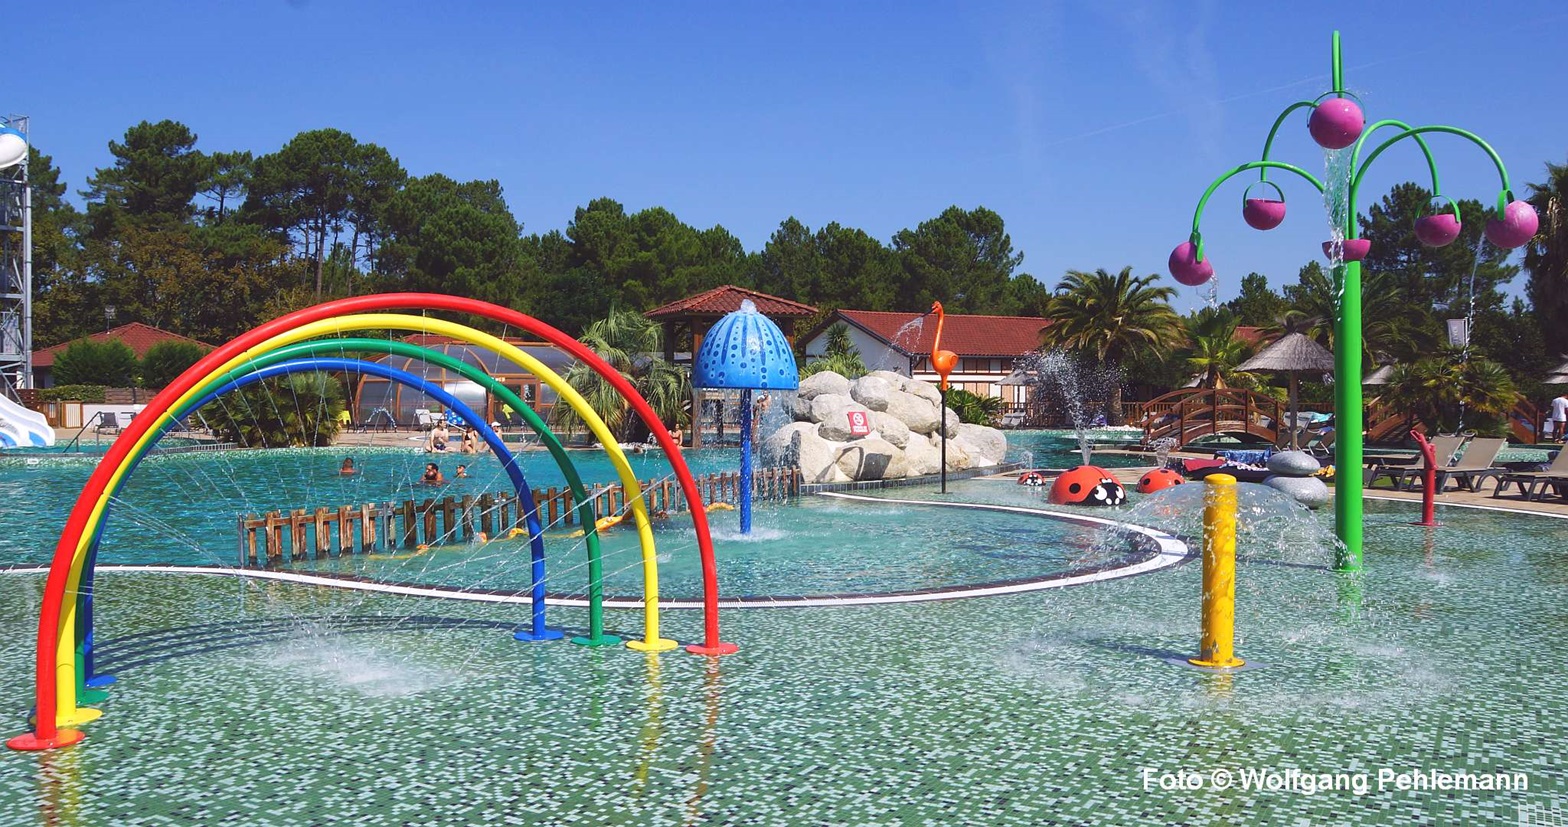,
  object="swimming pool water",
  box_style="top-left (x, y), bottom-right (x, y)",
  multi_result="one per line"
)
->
top-left (1, 448), bottom-right (1564, 823)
